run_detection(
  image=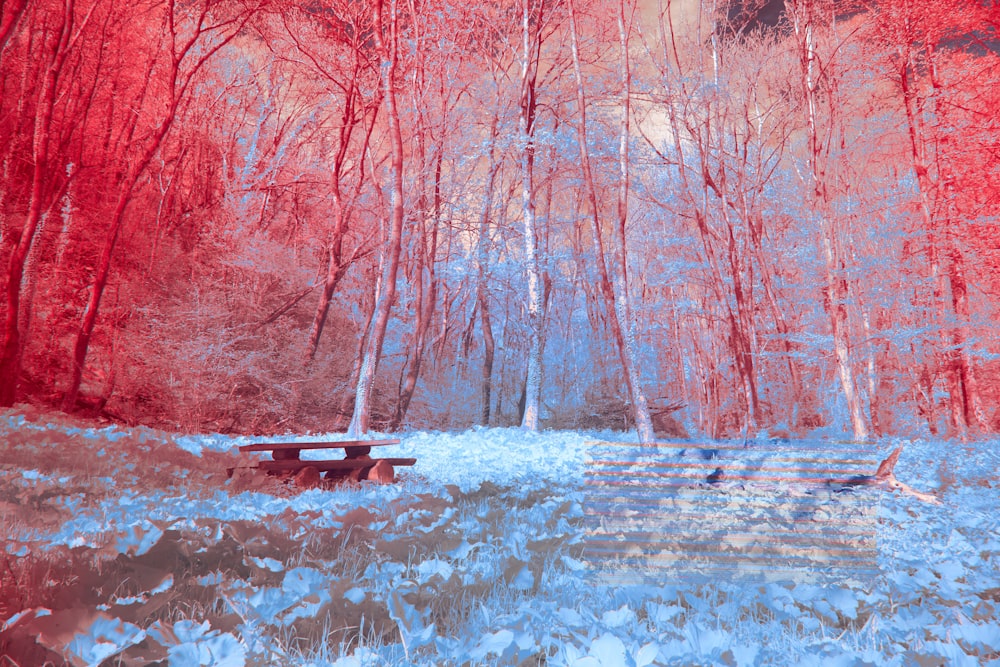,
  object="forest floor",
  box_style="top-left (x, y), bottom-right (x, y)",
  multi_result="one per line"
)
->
top-left (1, 407), bottom-right (999, 666)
